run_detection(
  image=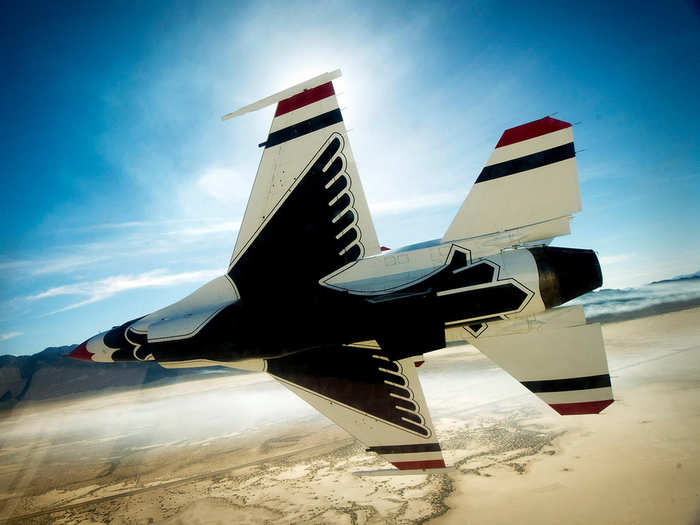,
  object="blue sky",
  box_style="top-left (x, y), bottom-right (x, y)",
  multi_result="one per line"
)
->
top-left (1, 1), bottom-right (698, 355)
